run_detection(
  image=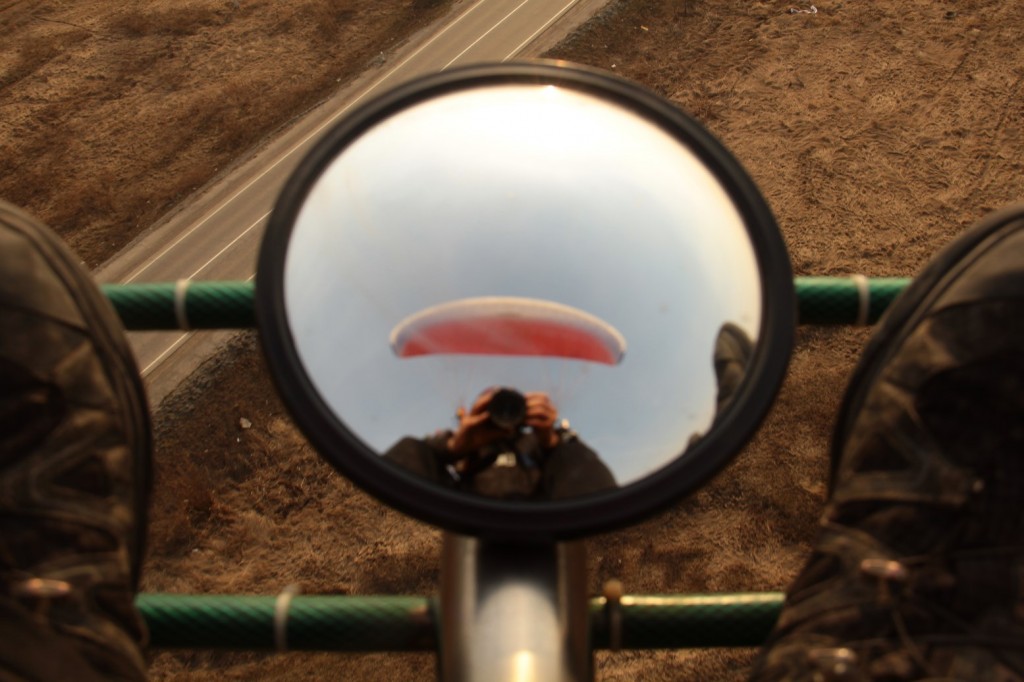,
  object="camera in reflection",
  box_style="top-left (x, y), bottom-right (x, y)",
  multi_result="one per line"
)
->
top-left (384, 387), bottom-right (617, 500)
top-left (487, 387), bottom-right (528, 431)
